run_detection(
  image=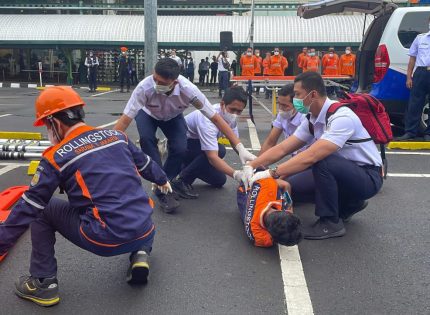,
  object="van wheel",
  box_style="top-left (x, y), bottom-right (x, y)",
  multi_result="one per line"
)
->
top-left (419, 102), bottom-right (429, 133)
